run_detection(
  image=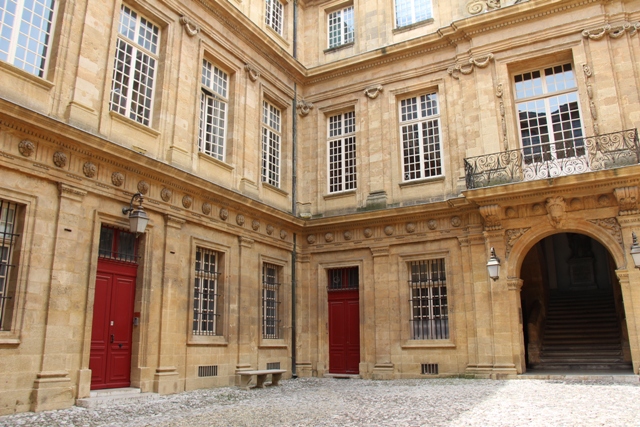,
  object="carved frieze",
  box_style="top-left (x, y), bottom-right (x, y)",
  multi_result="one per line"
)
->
top-left (582, 22), bottom-right (639, 40)
top-left (18, 139), bottom-right (35, 157)
top-left (613, 187), bottom-right (639, 215)
top-left (53, 151), bottom-right (67, 168)
top-left (219, 208), bottom-right (229, 220)
top-left (111, 172), bottom-right (124, 187)
top-left (325, 232), bottom-right (334, 243)
top-left (182, 195), bottom-right (193, 209)
top-left (161, 188), bottom-right (172, 202)
top-left (280, 230), bottom-right (287, 240)
top-left (545, 197), bottom-right (566, 228)
top-left (202, 202), bottom-right (212, 215)
top-left (83, 162), bottom-right (96, 178)
top-left (427, 219), bottom-right (437, 230)
top-left (466, 0), bottom-right (501, 16)
top-left (505, 228), bottom-right (530, 259)
top-left (589, 217), bottom-right (623, 250)
top-left (479, 204), bottom-right (501, 230)
top-left (363, 228), bottom-right (373, 238)
top-left (266, 224), bottom-right (274, 235)
top-left (343, 231), bottom-right (353, 240)
top-left (448, 54), bottom-right (494, 79)
top-left (406, 223), bottom-right (416, 233)
top-left (451, 216), bottom-right (461, 227)
top-left (137, 180), bottom-right (149, 194)
top-left (307, 234), bottom-right (316, 244)
top-left (384, 226), bottom-right (394, 236)
top-left (252, 219), bottom-right (260, 231)
top-left (236, 214), bottom-right (245, 226)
